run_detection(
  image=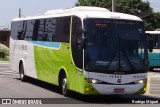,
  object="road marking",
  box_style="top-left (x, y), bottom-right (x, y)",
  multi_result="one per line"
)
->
top-left (0, 71), bottom-right (17, 73)
top-left (0, 70), bottom-right (19, 76)
top-left (0, 73), bottom-right (19, 76)
top-left (147, 72), bottom-right (160, 78)
top-left (146, 78), bottom-right (150, 95)
top-left (0, 68), bottom-right (9, 70)
top-left (147, 76), bottom-right (160, 97)
top-left (0, 62), bottom-right (9, 64)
